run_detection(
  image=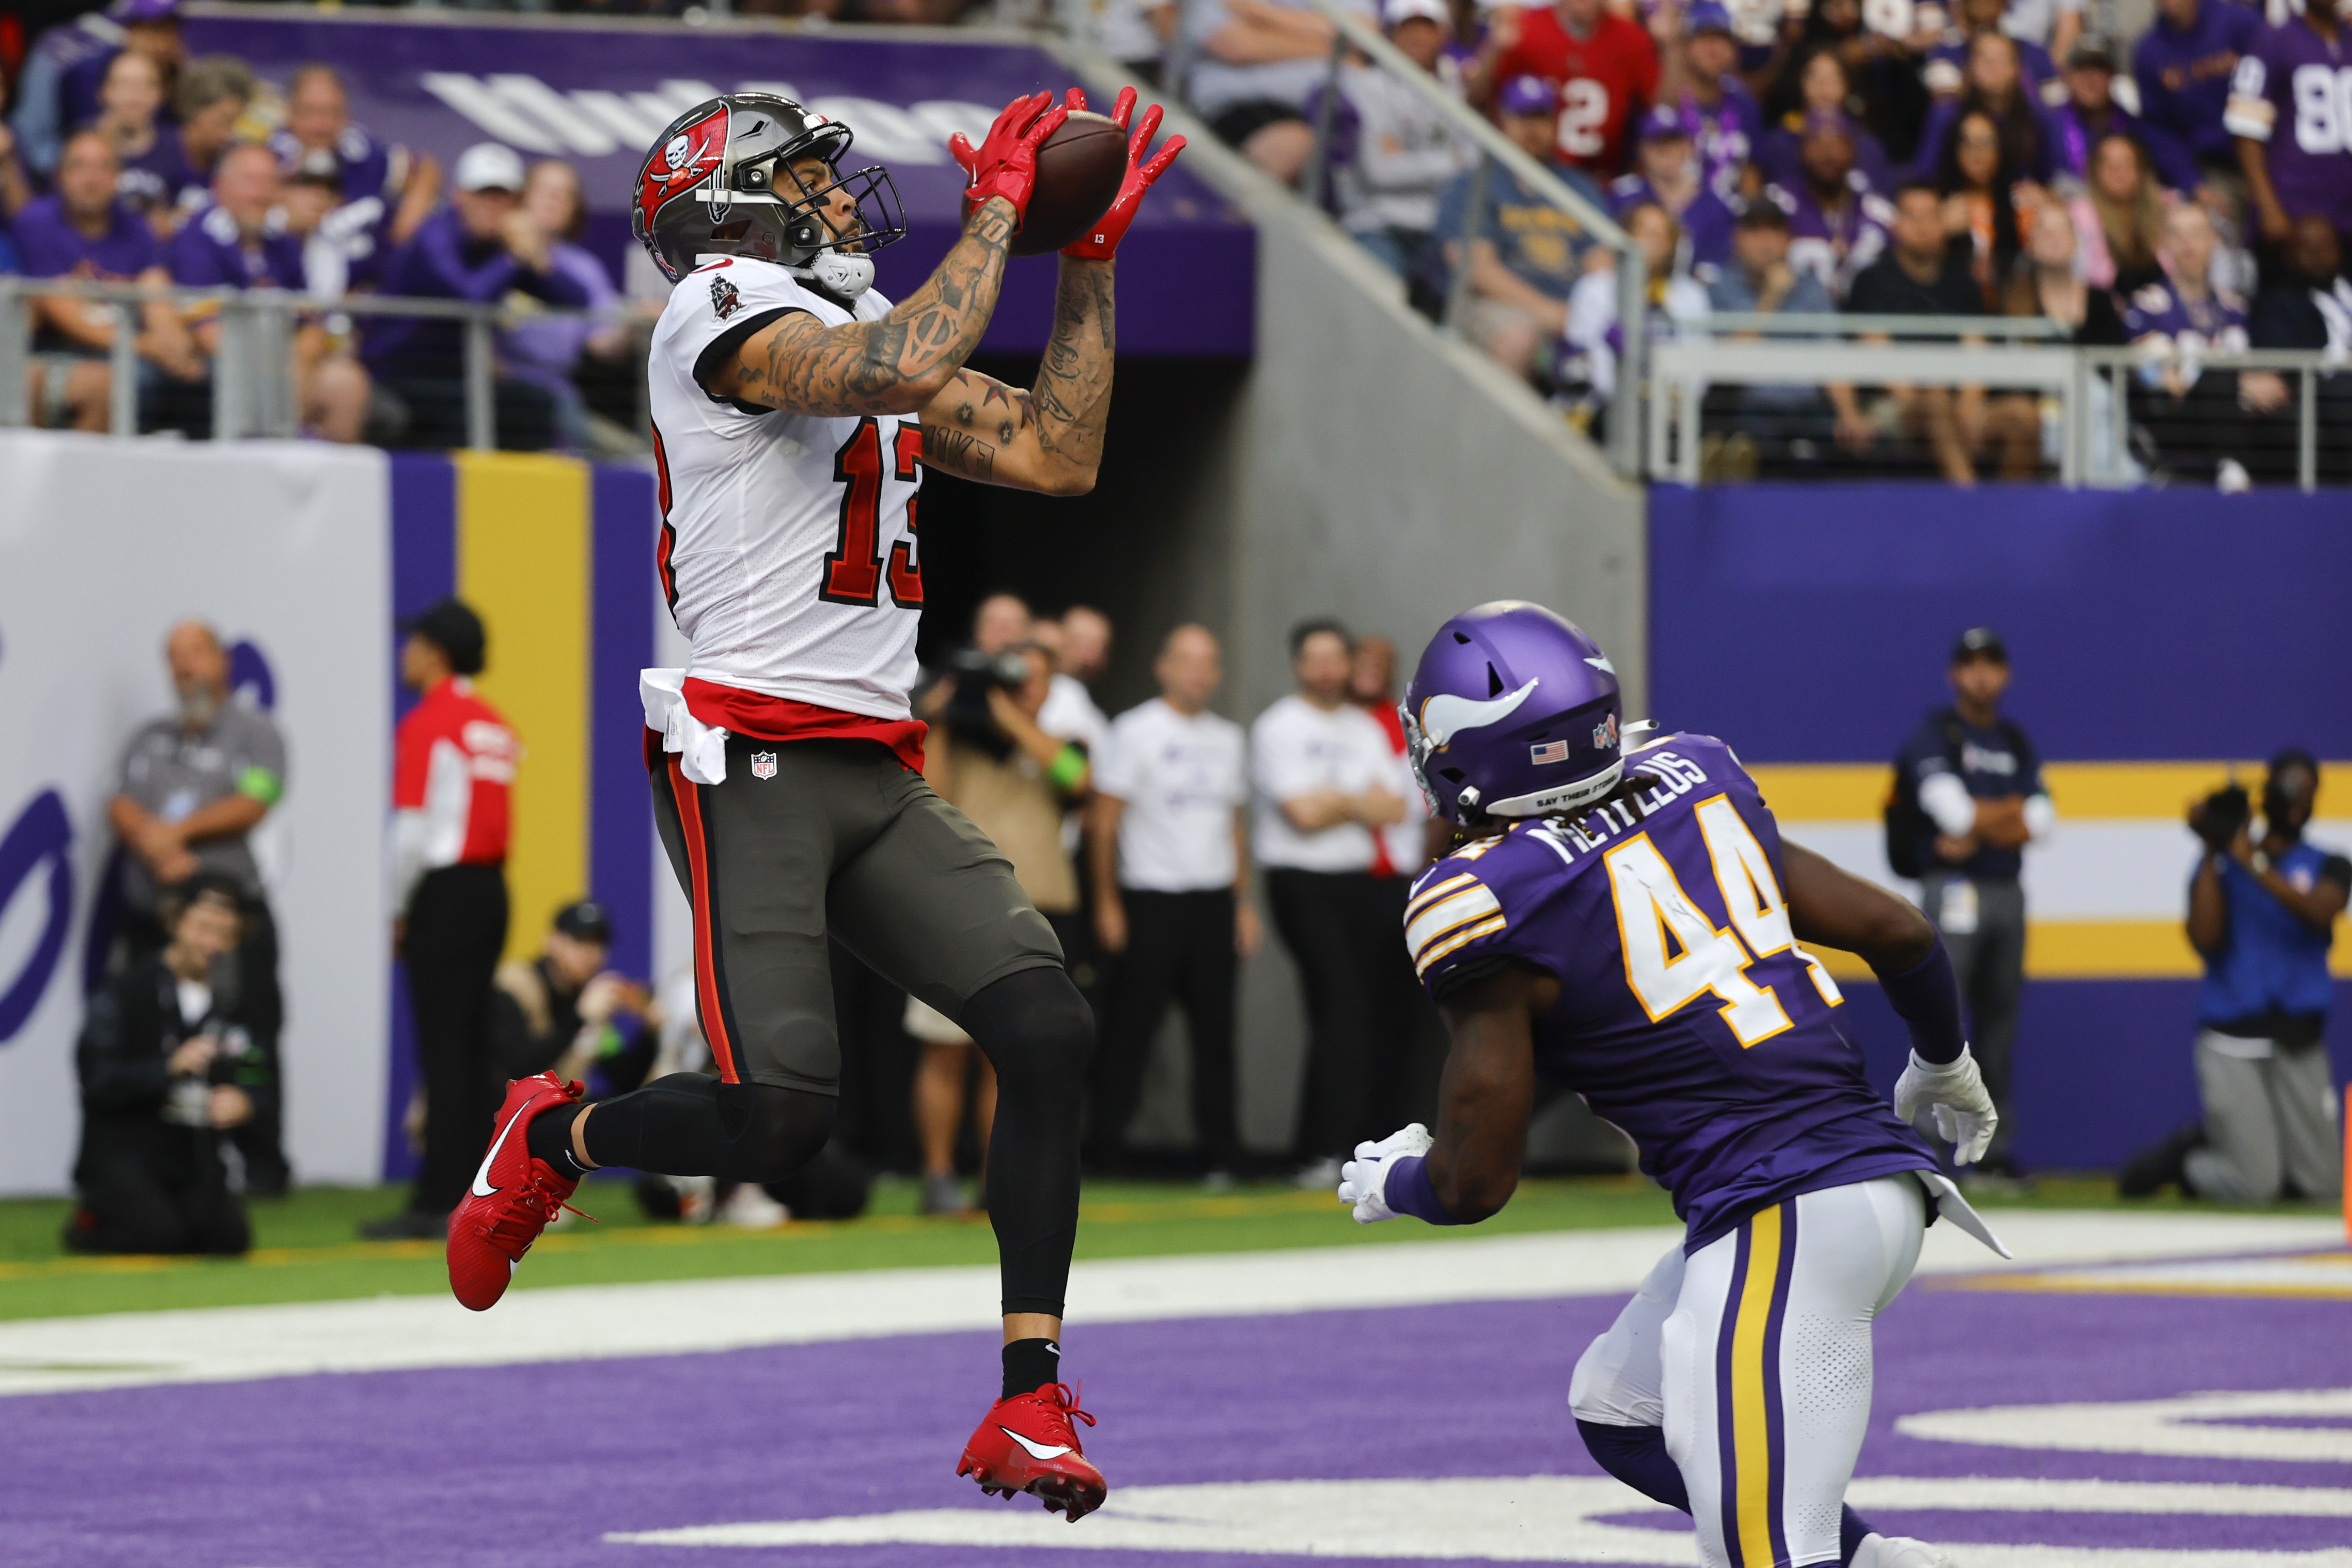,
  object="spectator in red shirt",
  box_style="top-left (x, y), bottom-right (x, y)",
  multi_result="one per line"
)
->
top-left (366, 599), bottom-right (520, 1240)
top-left (1473, 0), bottom-right (1661, 177)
